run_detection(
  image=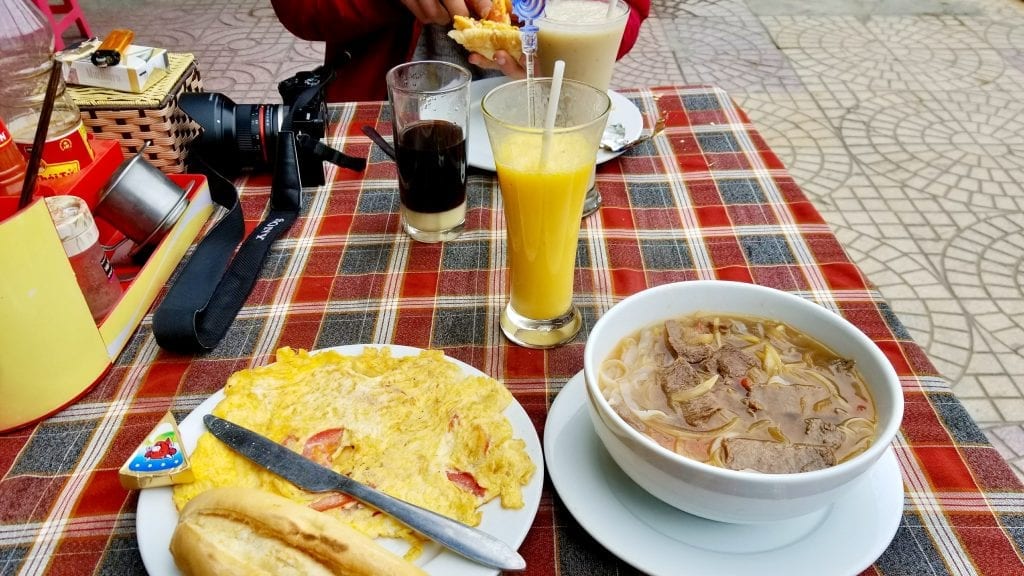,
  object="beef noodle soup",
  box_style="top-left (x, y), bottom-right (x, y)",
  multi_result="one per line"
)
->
top-left (599, 314), bottom-right (877, 474)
